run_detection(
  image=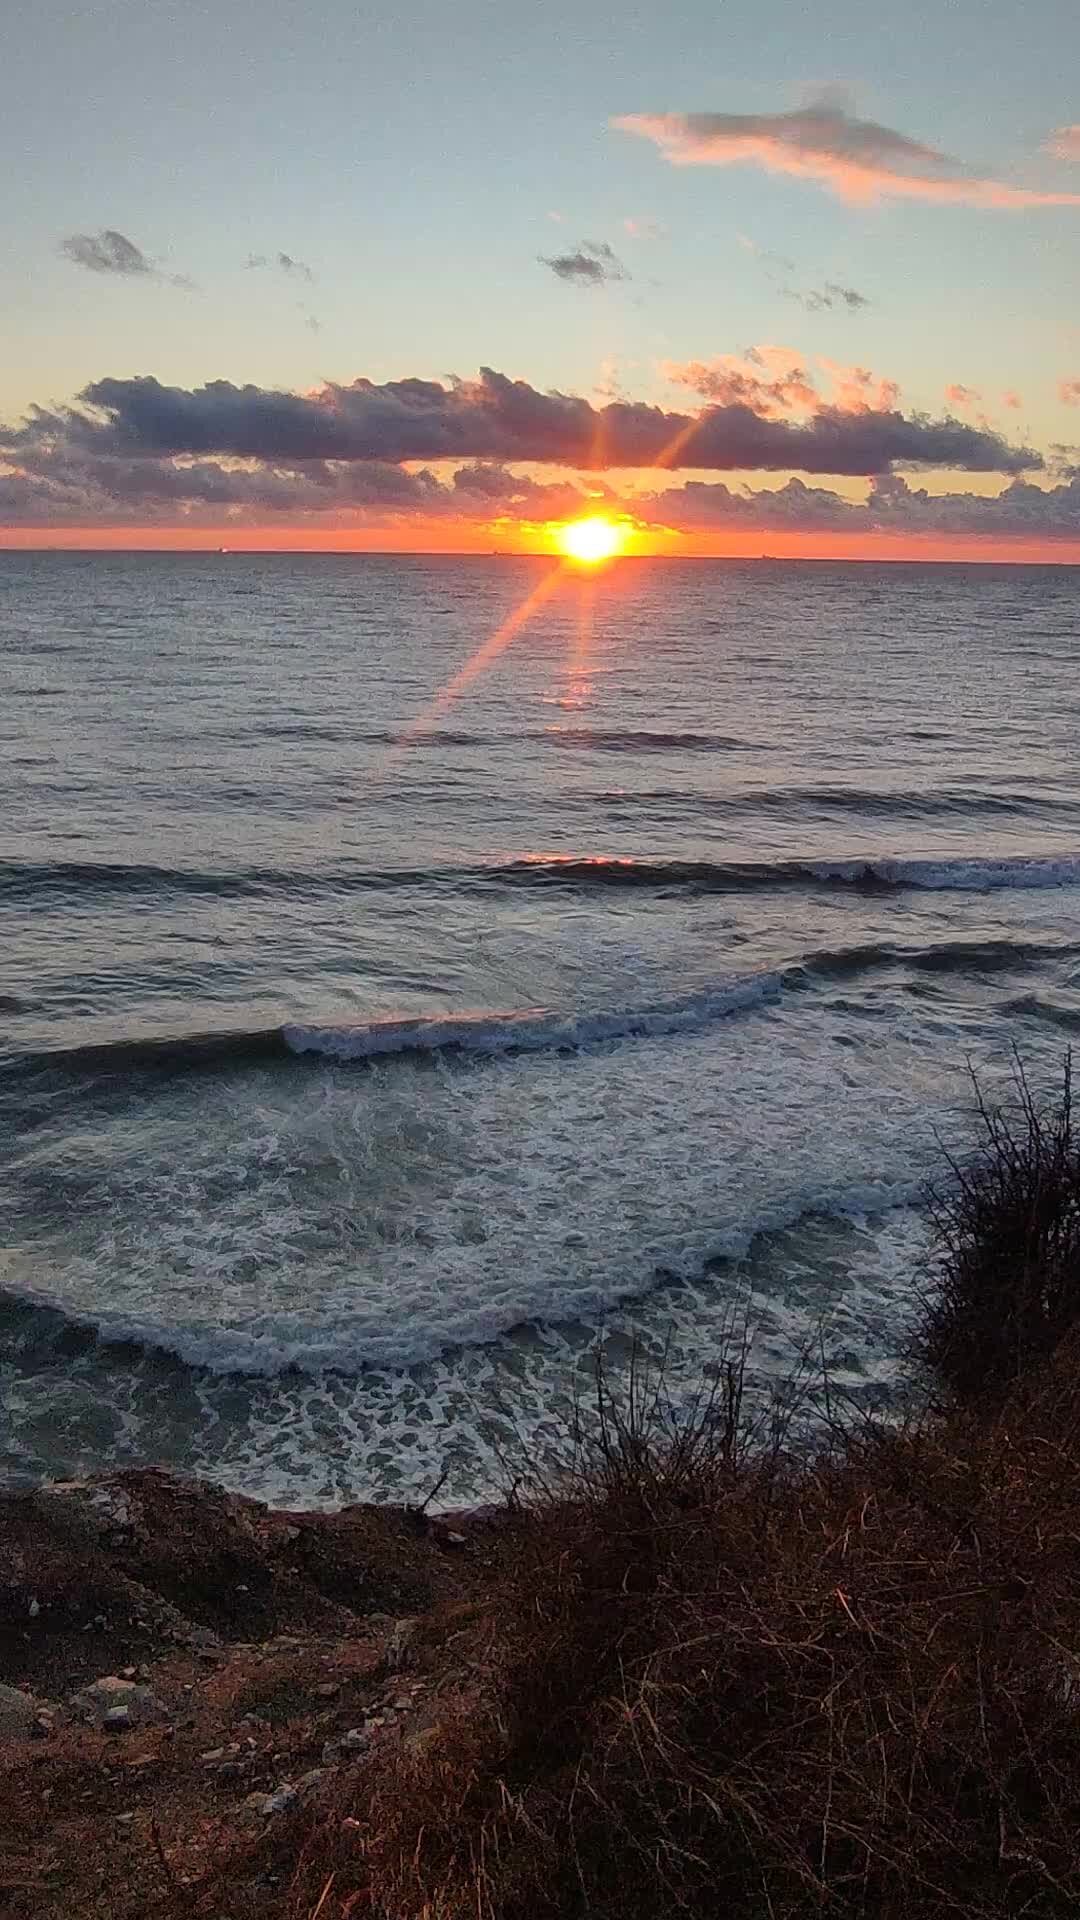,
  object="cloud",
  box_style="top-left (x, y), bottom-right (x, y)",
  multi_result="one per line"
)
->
top-left (623, 216), bottom-right (663, 240)
top-left (640, 472), bottom-right (1080, 540)
top-left (944, 383), bottom-right (982, 408)
top-left (1003, 390), bottom-right (1023, 409)
top-left (1047, 125), bottom-right (1080, 162)
top-left (613, 98), bottom-right (1080, 208)
top-left (60, 230), bottom-right (153, 276)
top-left (2, 366), bottom-right (1039, 483)
top-left (59, 229), bottom-right (194, 288)
top-left (787, 279), bottom-right (869, 312)
top-left (666, 349), bottom-right (900, 419)
top-left (246, 250), bottom-right (315, 283)
top-left (0, 439), bottom-right (603, 530)
top-left (664, 347), bottom-right (820, 418)
top-left (4, 441), bottom-right (1072, 542)
top-left (1061, 380), bottom-right (1080, 406)
top-left (540, 239), bottom-right (628, 285)
top-left (738, 235), bottom-right (869, 315)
